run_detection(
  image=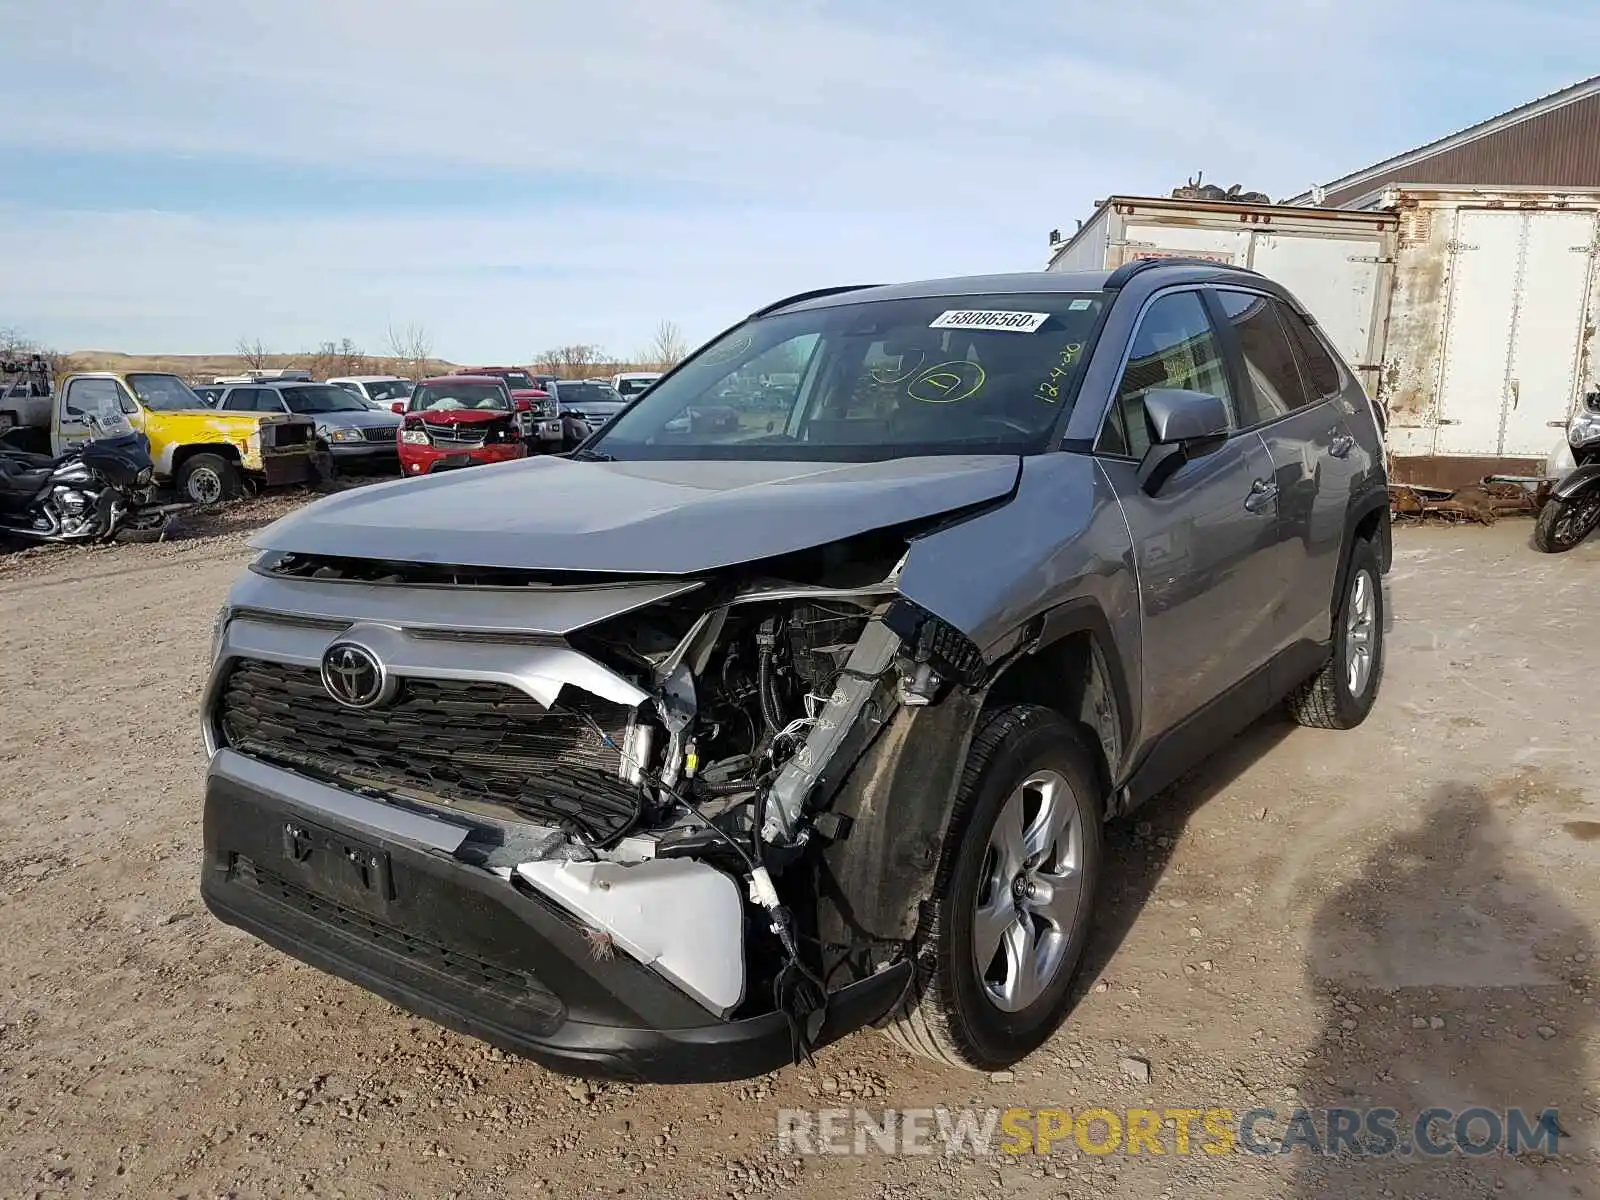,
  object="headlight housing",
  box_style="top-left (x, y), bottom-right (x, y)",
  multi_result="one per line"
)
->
top-left (210, 604), bottom-right (231, 662)
top-left (400, 428), bottom-right (430, 445)
top-left (1567, 410), bottom-right (1600, 448)
top-left (323, 426), bottom-right (365, 443)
